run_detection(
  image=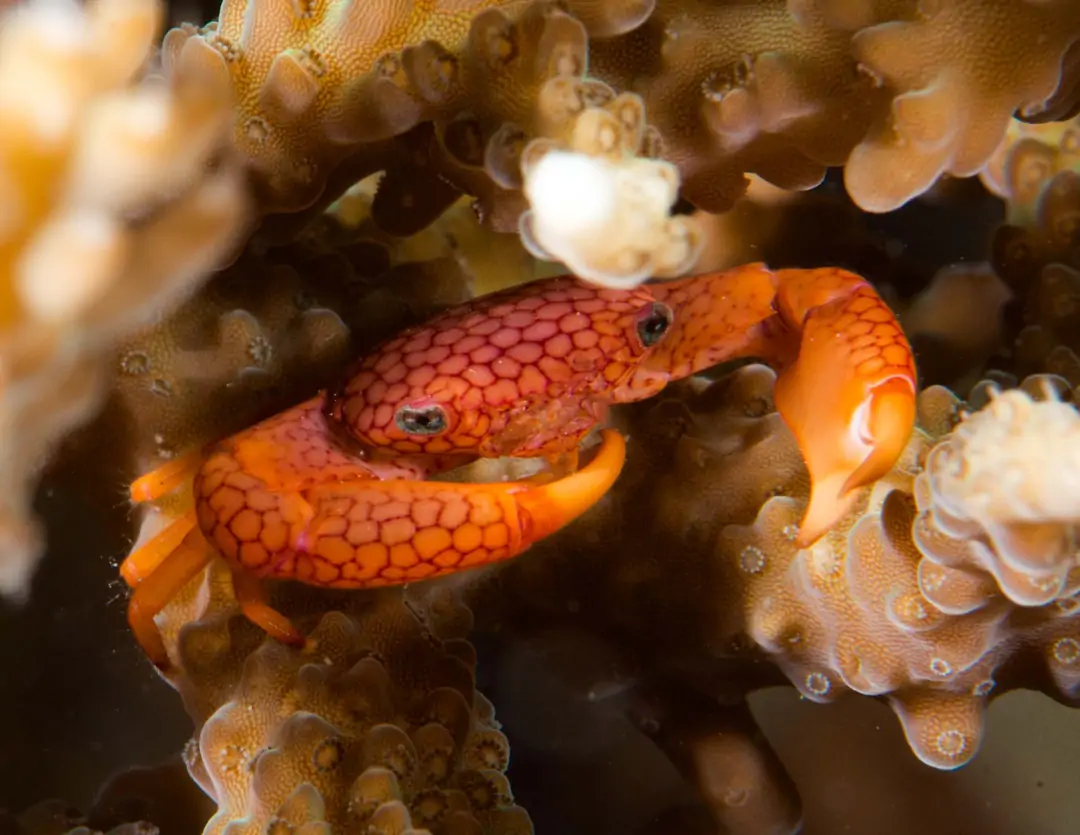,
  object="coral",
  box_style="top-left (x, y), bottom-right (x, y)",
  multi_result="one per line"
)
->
top-left (847, 0), bottom-right (1080, 213)
top-left (327, 177), bottom-right (553, 299)
top-left (87, 756), bottom-right (218, 835)
top-left (898, 262), bottom-right (1012, 390)
top-left (423, 0), bottom-right (702, 281)
top-left (0, 799), bottom-right (156, 835)
top-left (518, 91), bottom-right (702, 287)
top-left (587, 0), bottom-right (913, 213)
top-left (708, 371), bottom-right (1080, 769)
top-left (428, 0), bottom-right (594, 232)
top-left (160, 0), bottom-right (506, 215)
top-left (0, 0), bottom-right (248, 596)
top-left (111, 259), bottom-right (354, 473)
top-left (146, 0), bottom-right (1080, 246)
top-left (1036, 38), bottom-right (1080, 123)
top-left (709, 376), bottom-right (1079, 769)
top-left (990, 166), bottom-right (1080, 382)
top-left (626, 682), bottom-right (802, 835)
top-left (462, 363), bottom-right (1080, 794)
top-left (145, 0), bottom-right (1080, 238)
top-left (138, 540), bottom-right (531, 835)
top-left (915, 382), bottom-right (1080, 607)
top-left (981, 115), bottom-right (1080, 224)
